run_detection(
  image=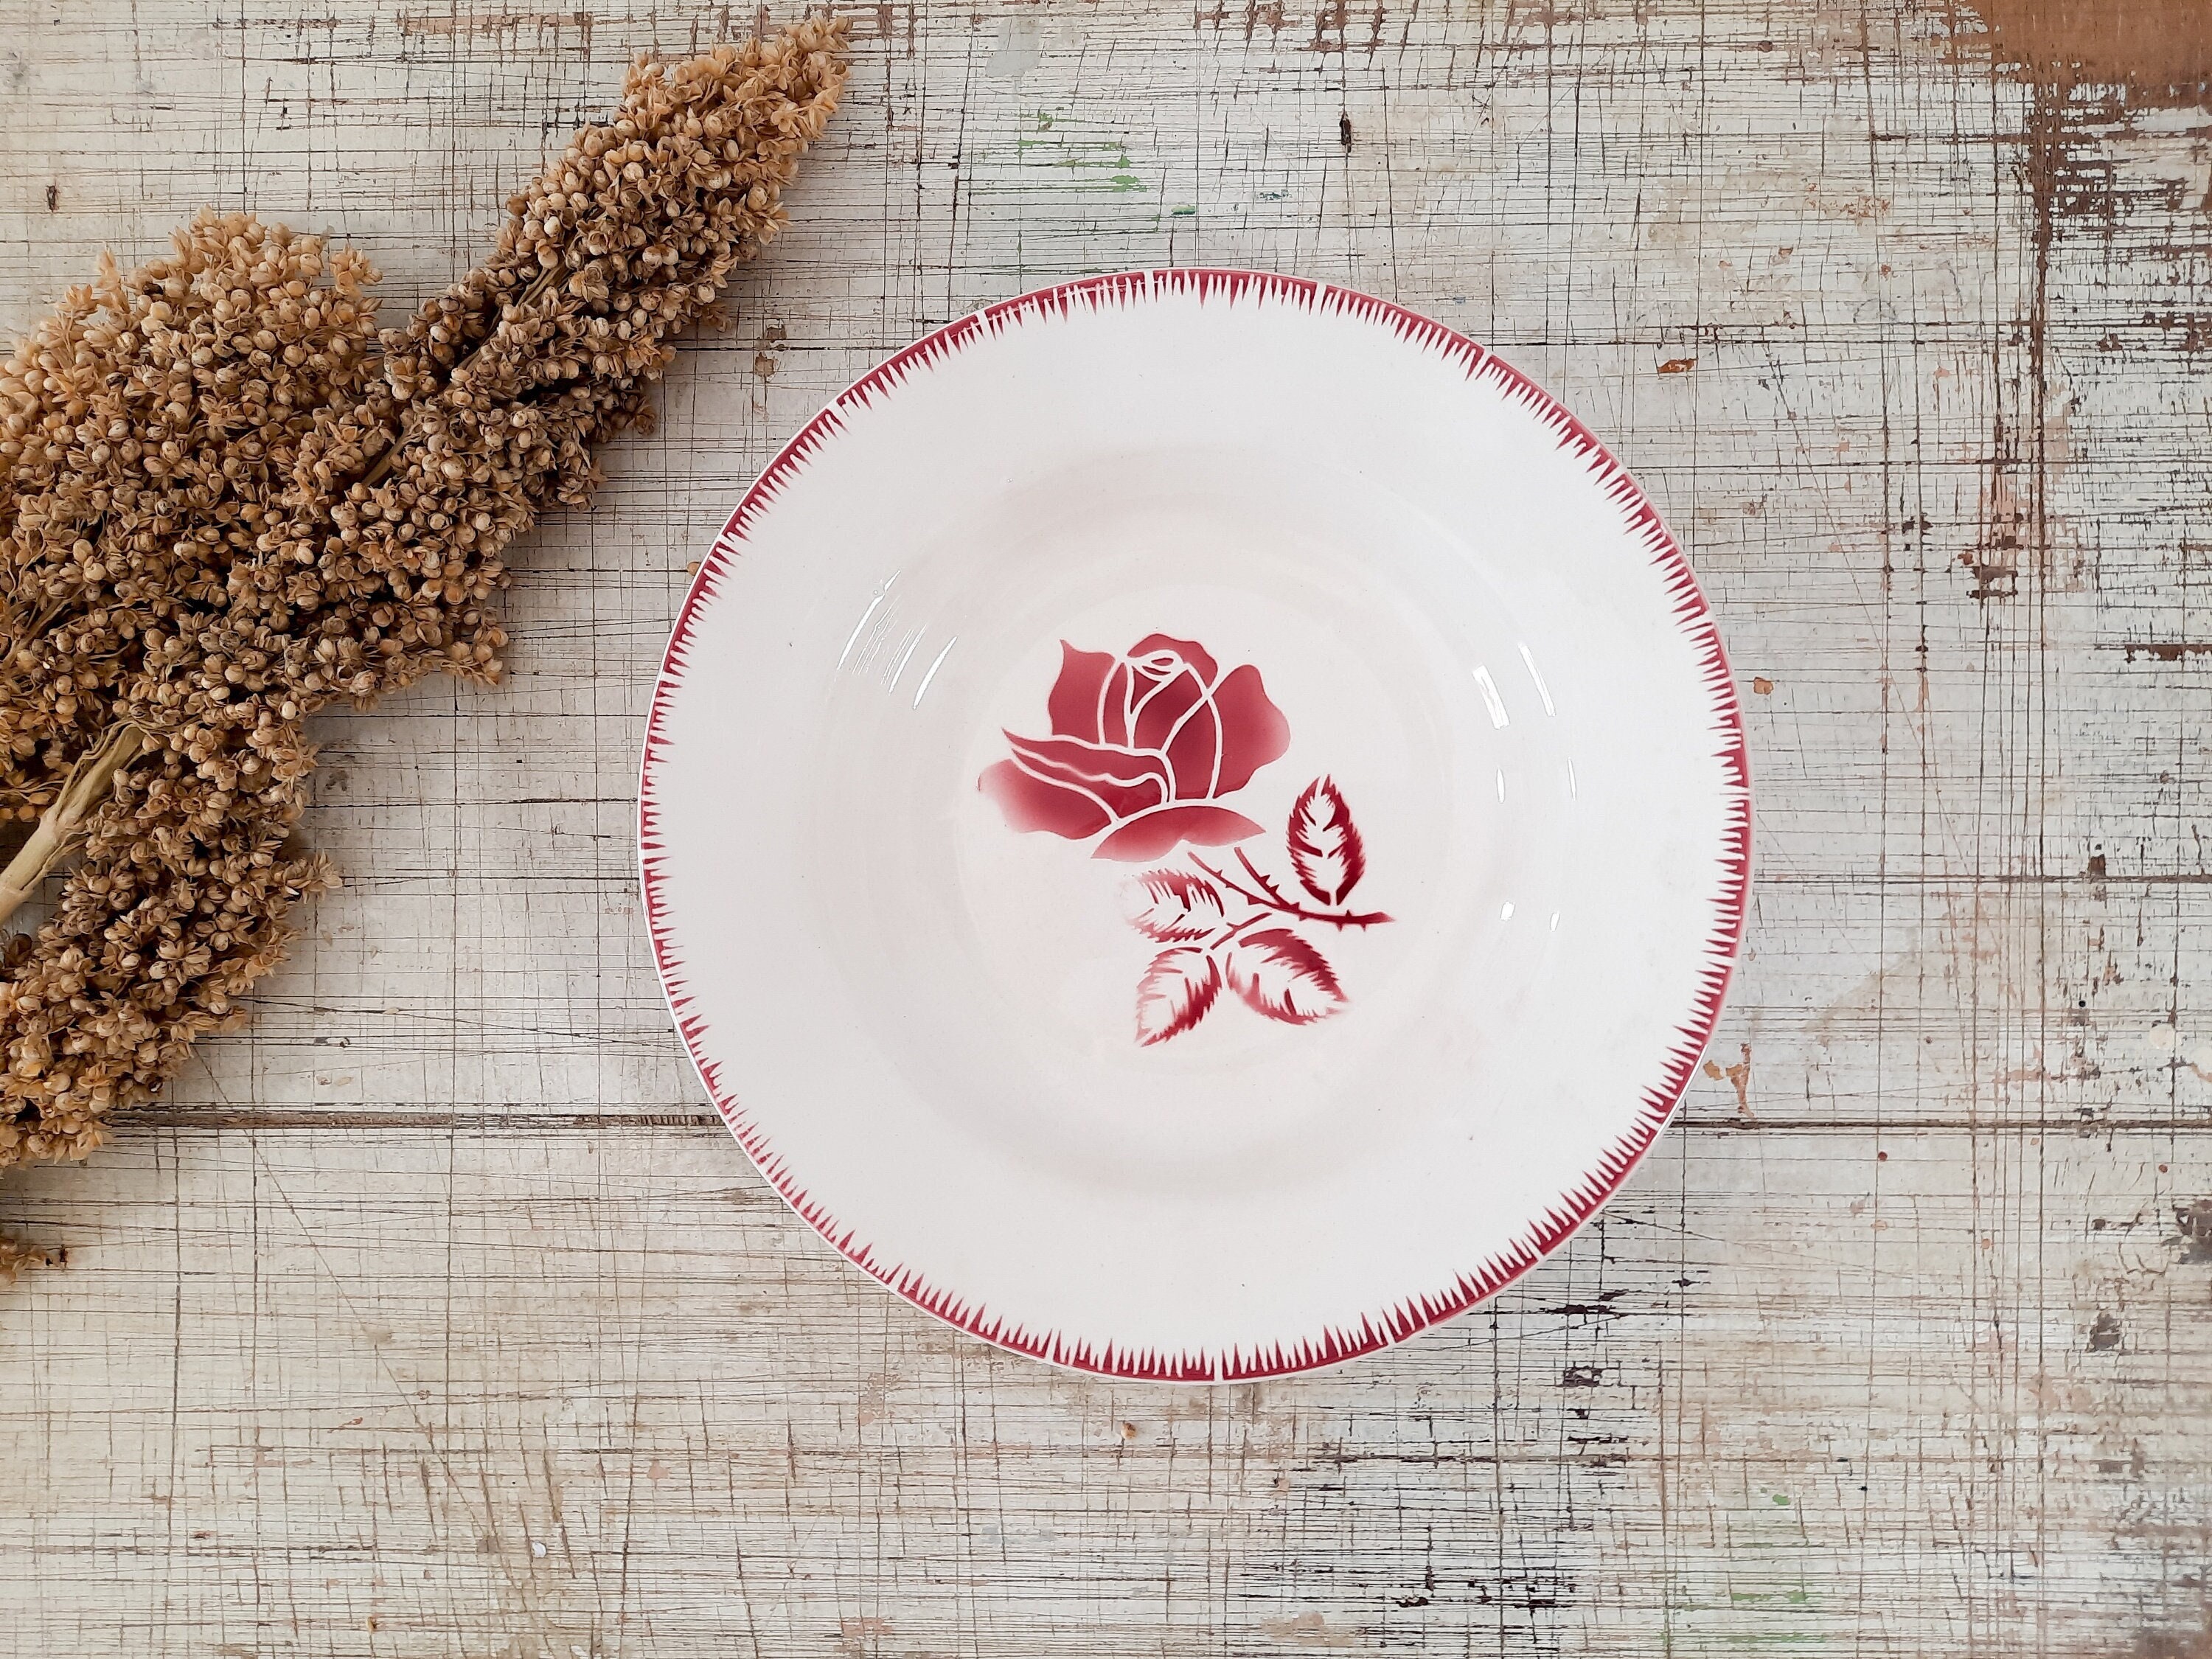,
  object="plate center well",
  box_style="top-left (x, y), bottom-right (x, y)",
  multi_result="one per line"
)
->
top-left (803, 446), bottom-right (1582, 1194)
